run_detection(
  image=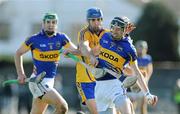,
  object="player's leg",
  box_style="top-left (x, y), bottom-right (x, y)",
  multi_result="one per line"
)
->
top-left (85, 99), bottom-right (98, 114)
top-left (127, 91), bottom-right (140, 113)
top-left (115, 107), bottom-right (121, 114)
top-left (29, 76), bottom-right (68, 114)
top-left (95, 79), bottom-right (123, 114)
top-left (76, 110), bottom-right (86, 114)
top-left (76, 82), bottom-right (98, 114)
top-left (140, 96), bottom-right (147, 114)
top-left (98, 108), bottom-right (114, 114)
top-left (114, 95), bottom-right (135, 114)
top-left (41, 89), bottom-right (68, 114)
top-left (30, 98), bottom-right (48, 114)
top-left (29, 75), bottom-right (49, 114)
top-left (116, 110), bottom-right (121, 114)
